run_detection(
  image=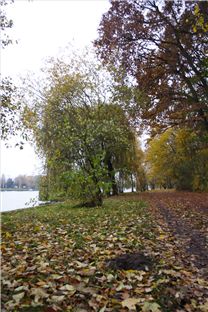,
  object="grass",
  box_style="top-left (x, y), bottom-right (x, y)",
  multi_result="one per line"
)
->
top-left (1, 195), bottom-right (208, 311)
